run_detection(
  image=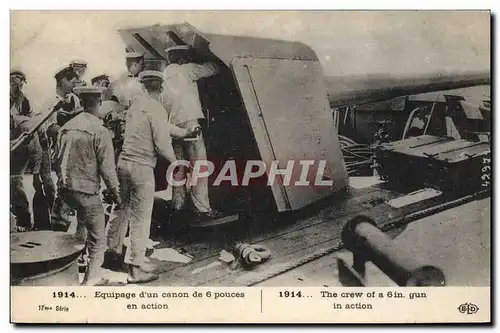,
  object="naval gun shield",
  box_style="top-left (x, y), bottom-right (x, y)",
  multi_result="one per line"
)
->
top-left (117, 23), bottom-right (348, 216)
